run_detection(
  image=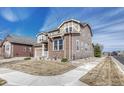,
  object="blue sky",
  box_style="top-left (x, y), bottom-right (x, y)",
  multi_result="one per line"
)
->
top-left (0, 7), bottom-right (124, 52)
